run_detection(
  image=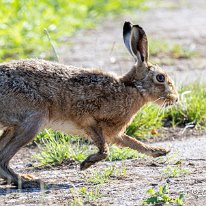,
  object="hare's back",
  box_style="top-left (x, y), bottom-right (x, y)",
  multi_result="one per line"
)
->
top-left (0, 59), bottom-right (124, 104)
